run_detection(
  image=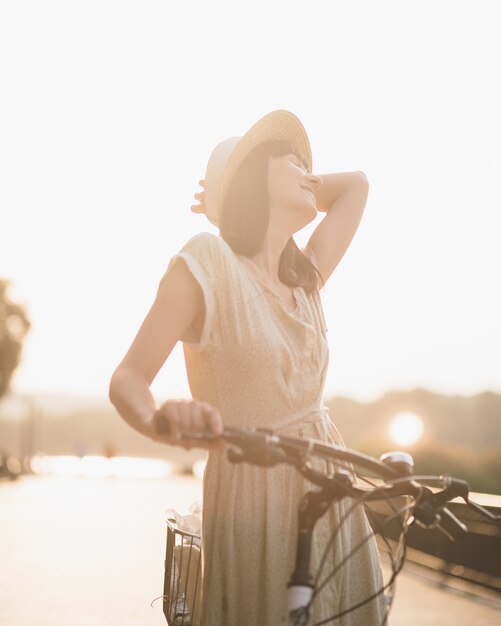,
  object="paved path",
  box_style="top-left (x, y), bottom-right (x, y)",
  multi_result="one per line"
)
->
top-left (0, 475), bottom-right (499, 625)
